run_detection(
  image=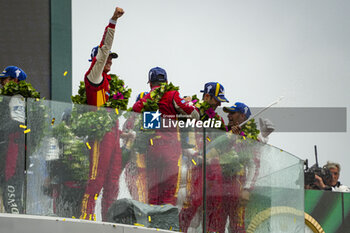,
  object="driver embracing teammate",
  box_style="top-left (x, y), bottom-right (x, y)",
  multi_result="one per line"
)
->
top-left (133, 67), bottom-right (199, 205)
top-left (80, 6), bottom-right (124, 221)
